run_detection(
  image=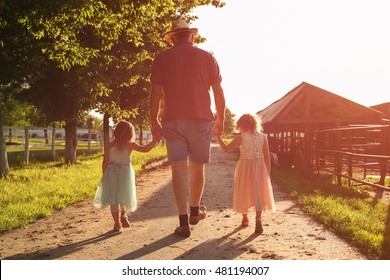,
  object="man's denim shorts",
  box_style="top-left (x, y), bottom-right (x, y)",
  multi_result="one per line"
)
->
top-left (162, 119), bottom-right (213, 163)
